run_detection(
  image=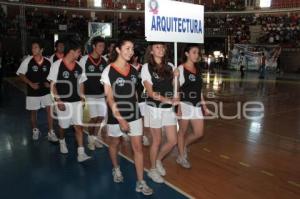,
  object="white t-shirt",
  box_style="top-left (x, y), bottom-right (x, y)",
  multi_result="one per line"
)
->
top-left (47, 59), bottom-right (87, 84)
top-left (16, 56), bottom-right (33, 75)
